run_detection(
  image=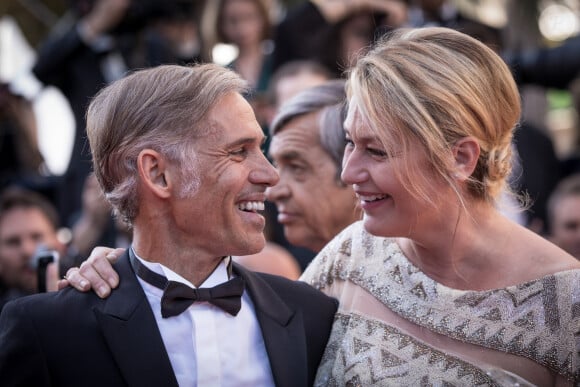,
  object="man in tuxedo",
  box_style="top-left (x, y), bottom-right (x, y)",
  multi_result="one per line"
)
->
top-left (0, 64), bottom-right (337, 386)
